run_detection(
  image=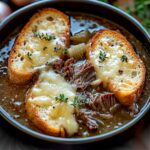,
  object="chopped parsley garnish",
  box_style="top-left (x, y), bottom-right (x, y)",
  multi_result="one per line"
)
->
top-left (72, 96), bottom-right (81, 107)
top-left (72, 96), bottom-right (89, 107)
top-left (33, 31), bottom-right (56, 41)
top-left (55, 94), bottom-right (87, 107)
top-left (99, 51), bottom-right (107, 62)
top-left (27, 52), bottom-right (32, 59)
top-left (64, 48), bottom-right (68, 55)
top-left (54, 47), bottom-right (61, 52)
top-left (53, 47), bottom-right (68, 54)
top-left (121, 55), bottom-right (128, 62)
top-left (55, 94), bottom-right (68, 103)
